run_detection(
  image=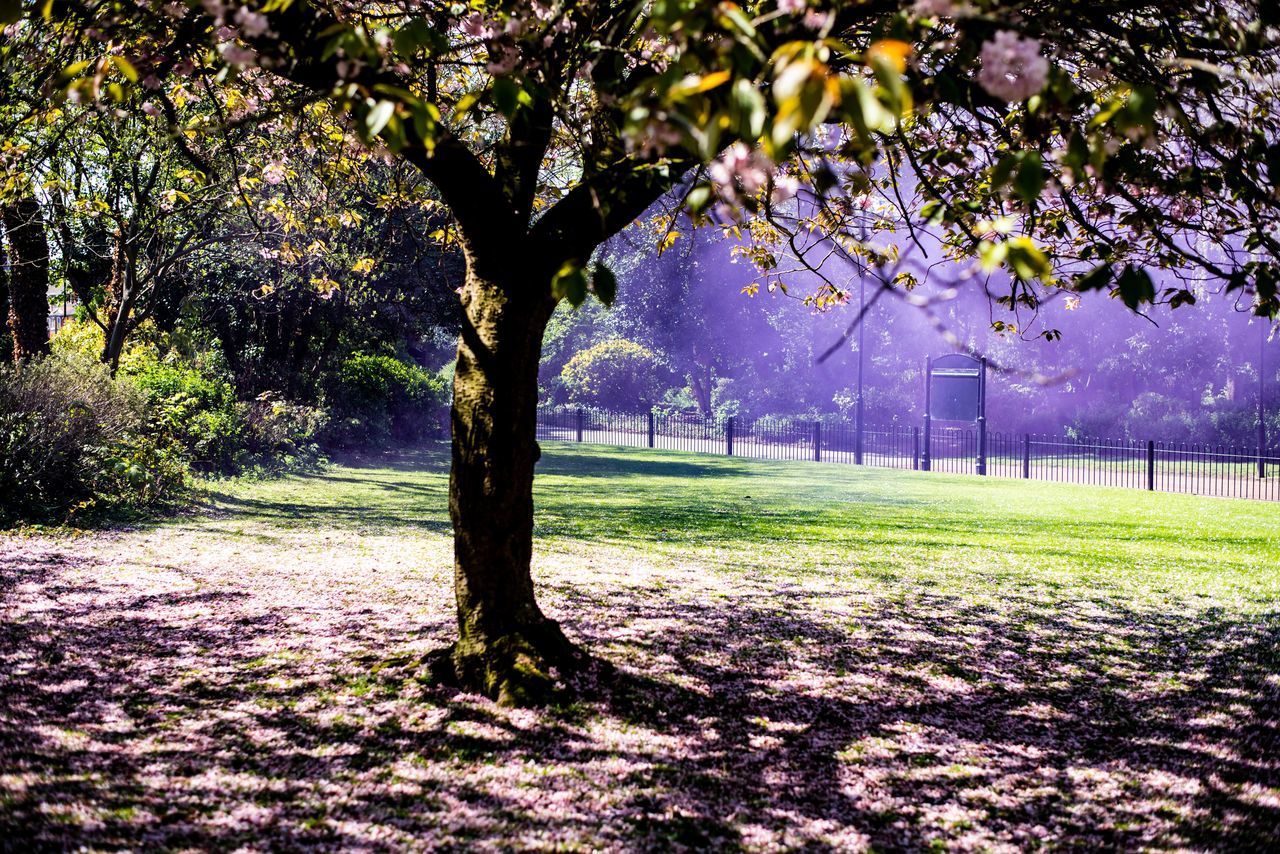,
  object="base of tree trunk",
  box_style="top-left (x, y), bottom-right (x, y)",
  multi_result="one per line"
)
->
top-left (423, 616), bottom-right (590, 706)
